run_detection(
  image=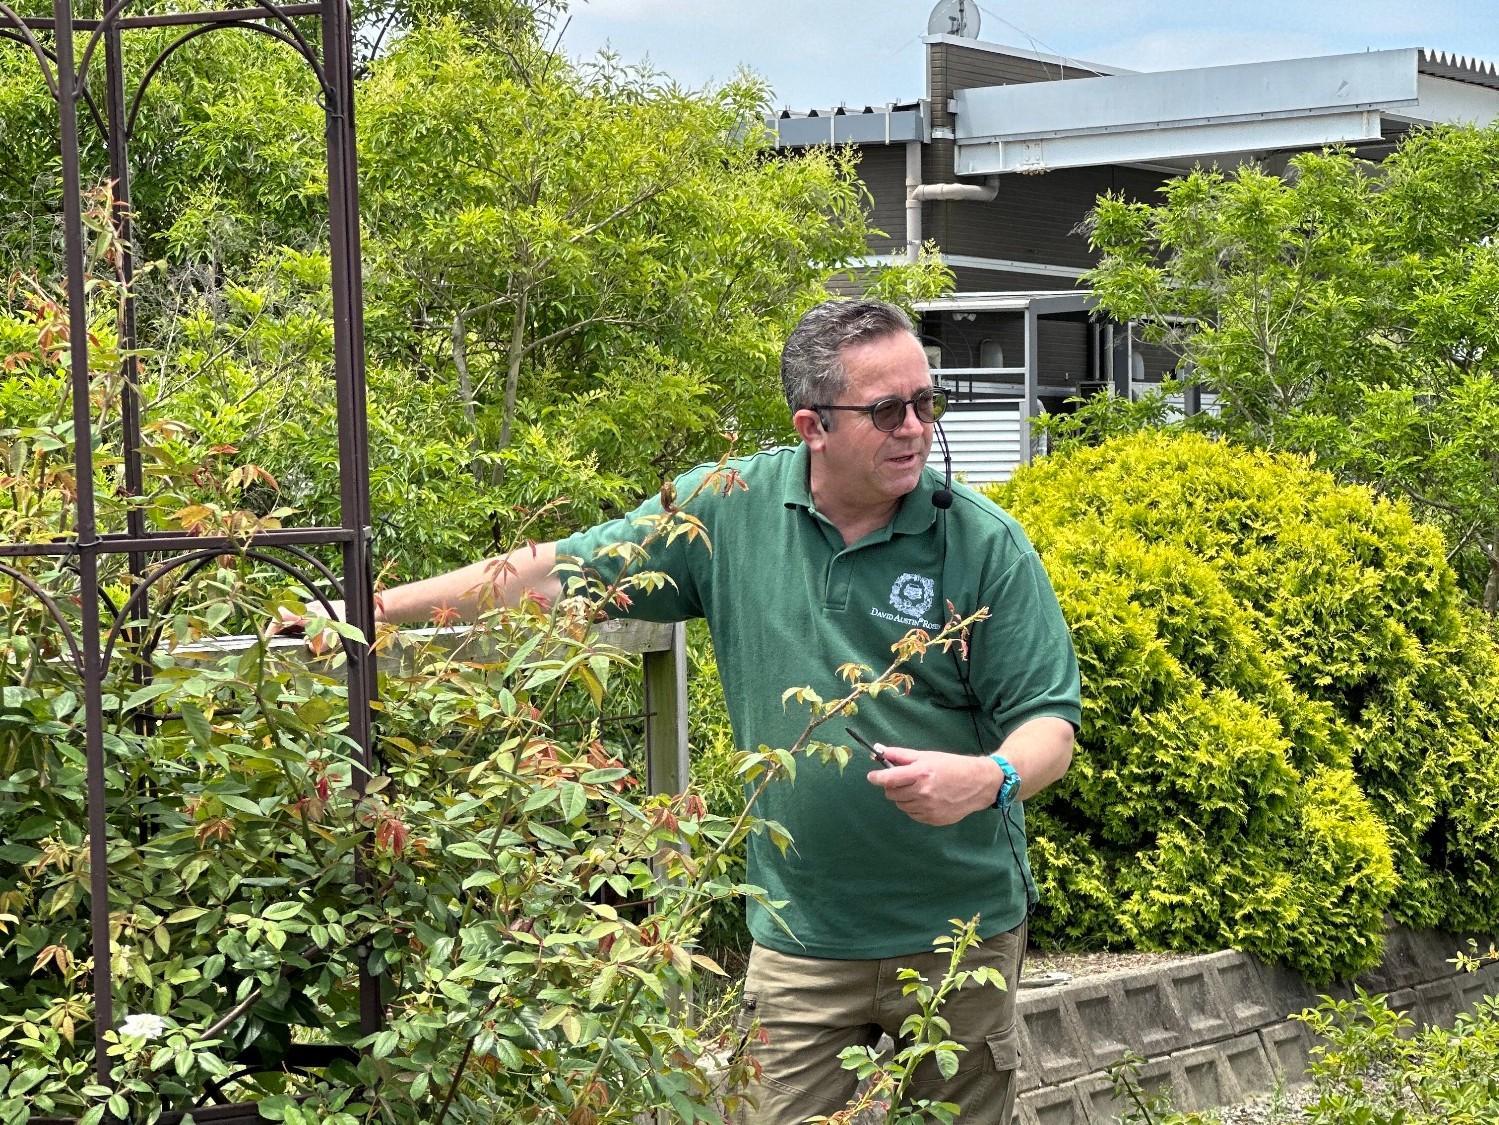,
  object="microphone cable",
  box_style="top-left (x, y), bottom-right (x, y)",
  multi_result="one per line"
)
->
top-left (931, 420), bottom-right (954, 510)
